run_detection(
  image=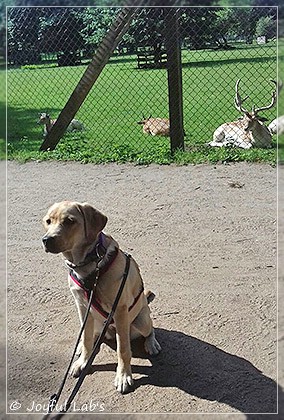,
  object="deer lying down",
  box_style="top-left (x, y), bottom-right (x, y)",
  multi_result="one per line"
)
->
top-left (37, 113), bottom-right (84, 137)
top-left (209, 79), bottom-right (278, 149)
top-left (268, 115), bottom-right (284, 135)
top-left (138, 116), bottom-right (170, 136)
